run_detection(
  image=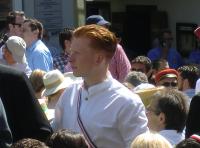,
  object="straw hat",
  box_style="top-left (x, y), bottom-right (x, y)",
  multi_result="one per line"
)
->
top-left (135, 86), bottom-right (165, 107)
top-left (42, 69), bottom-right (73, 96)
